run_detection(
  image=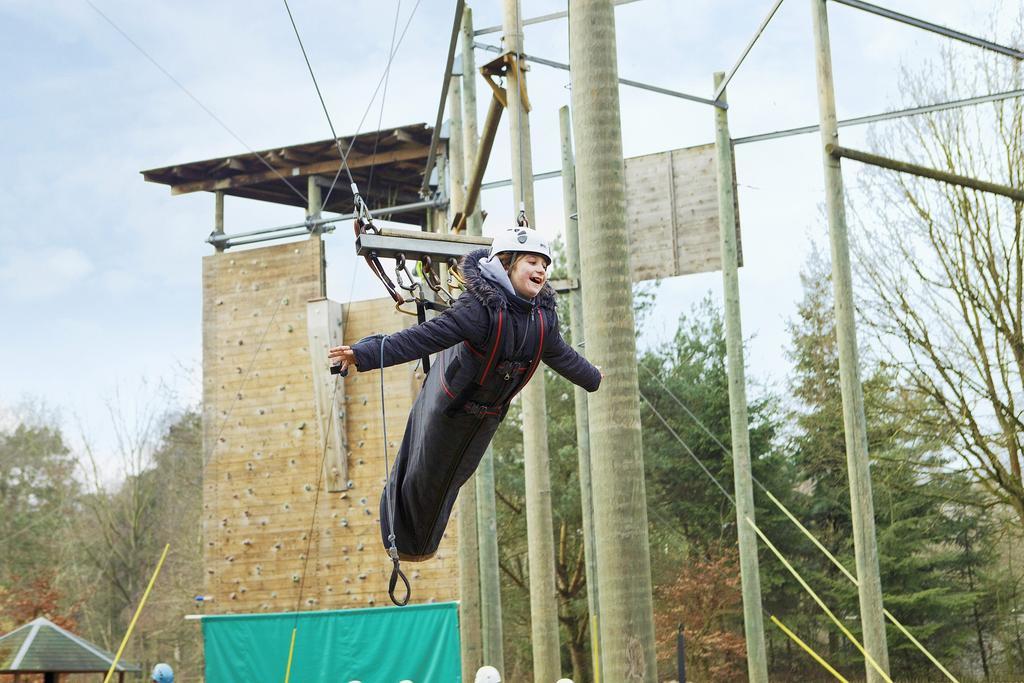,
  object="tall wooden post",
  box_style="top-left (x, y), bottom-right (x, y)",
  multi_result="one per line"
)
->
top-left (568, 1), bottom-right (658, 680)
top-left (713, 72), bottom-right (769, 683)
top-left (463, 4), bottom-right (505, 672)
top-left (502, 1), bottom-right (562, 680)
top-left (559, 105), bottom-right (603, 683)
top-left (451, 70), bottom-right (484, 680)
top-left (213, 190), bottom-right (225, 252)
top-left (307, 176), bottom-right (325, 296)
top-left (809, 1), bottom-right (891, 680)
